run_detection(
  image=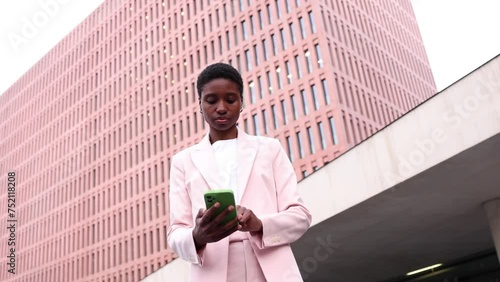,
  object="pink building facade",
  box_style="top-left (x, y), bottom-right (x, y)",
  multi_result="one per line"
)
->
top-left (0, 0), bottom-right (435, 281)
